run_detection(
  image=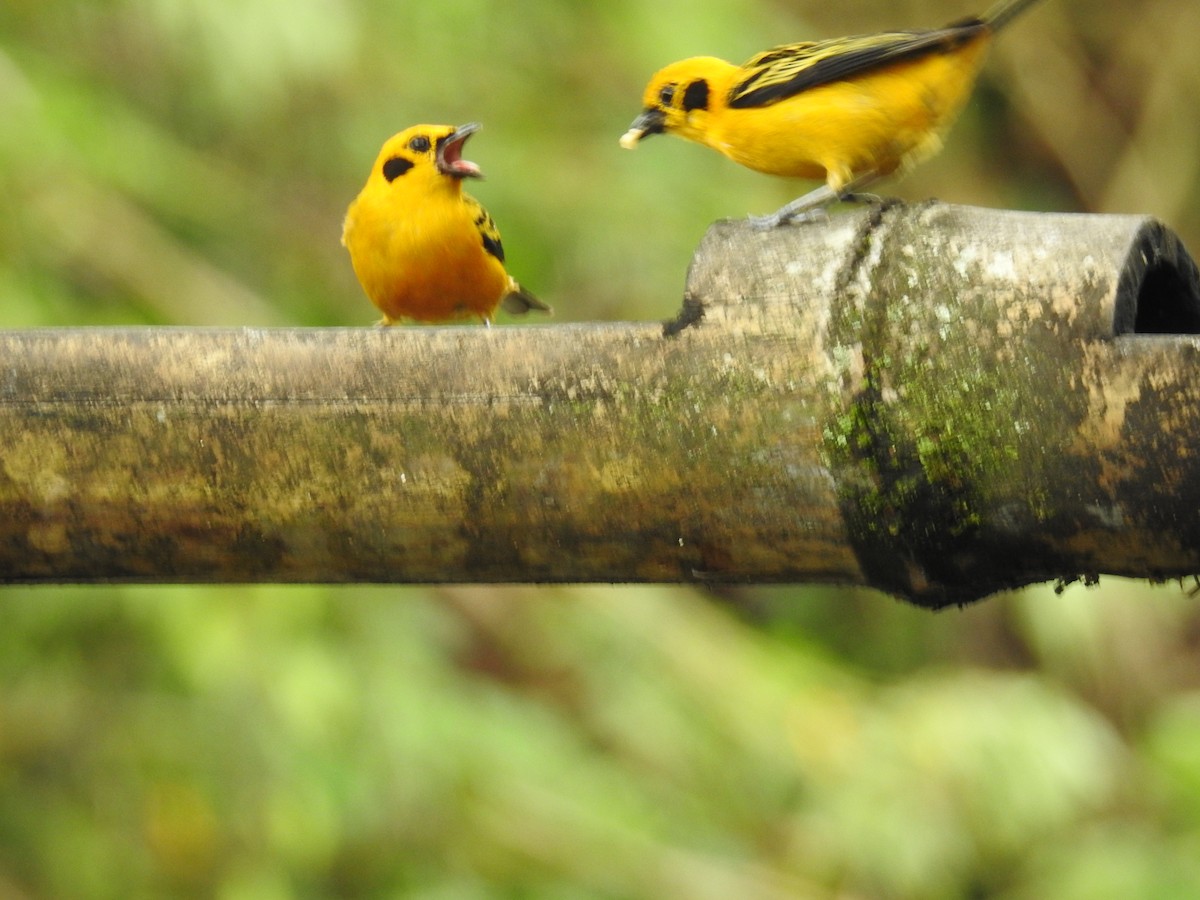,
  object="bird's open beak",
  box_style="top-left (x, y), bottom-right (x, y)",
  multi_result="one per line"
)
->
top-left (437, 123), bottom-right (484, 179)
top-left (619, 109), bottom-right (666, 149)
